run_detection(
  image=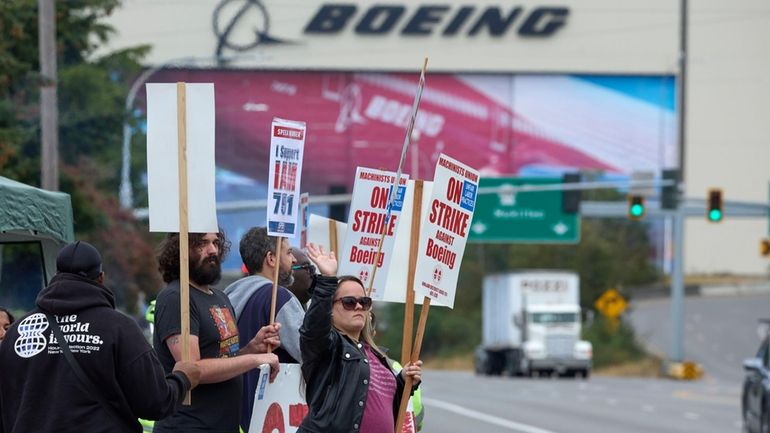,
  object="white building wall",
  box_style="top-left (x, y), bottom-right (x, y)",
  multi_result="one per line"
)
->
top-left (102, 0), bottom-right (678, 73)
top-left (685, 0), bottom-right (770, 275)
